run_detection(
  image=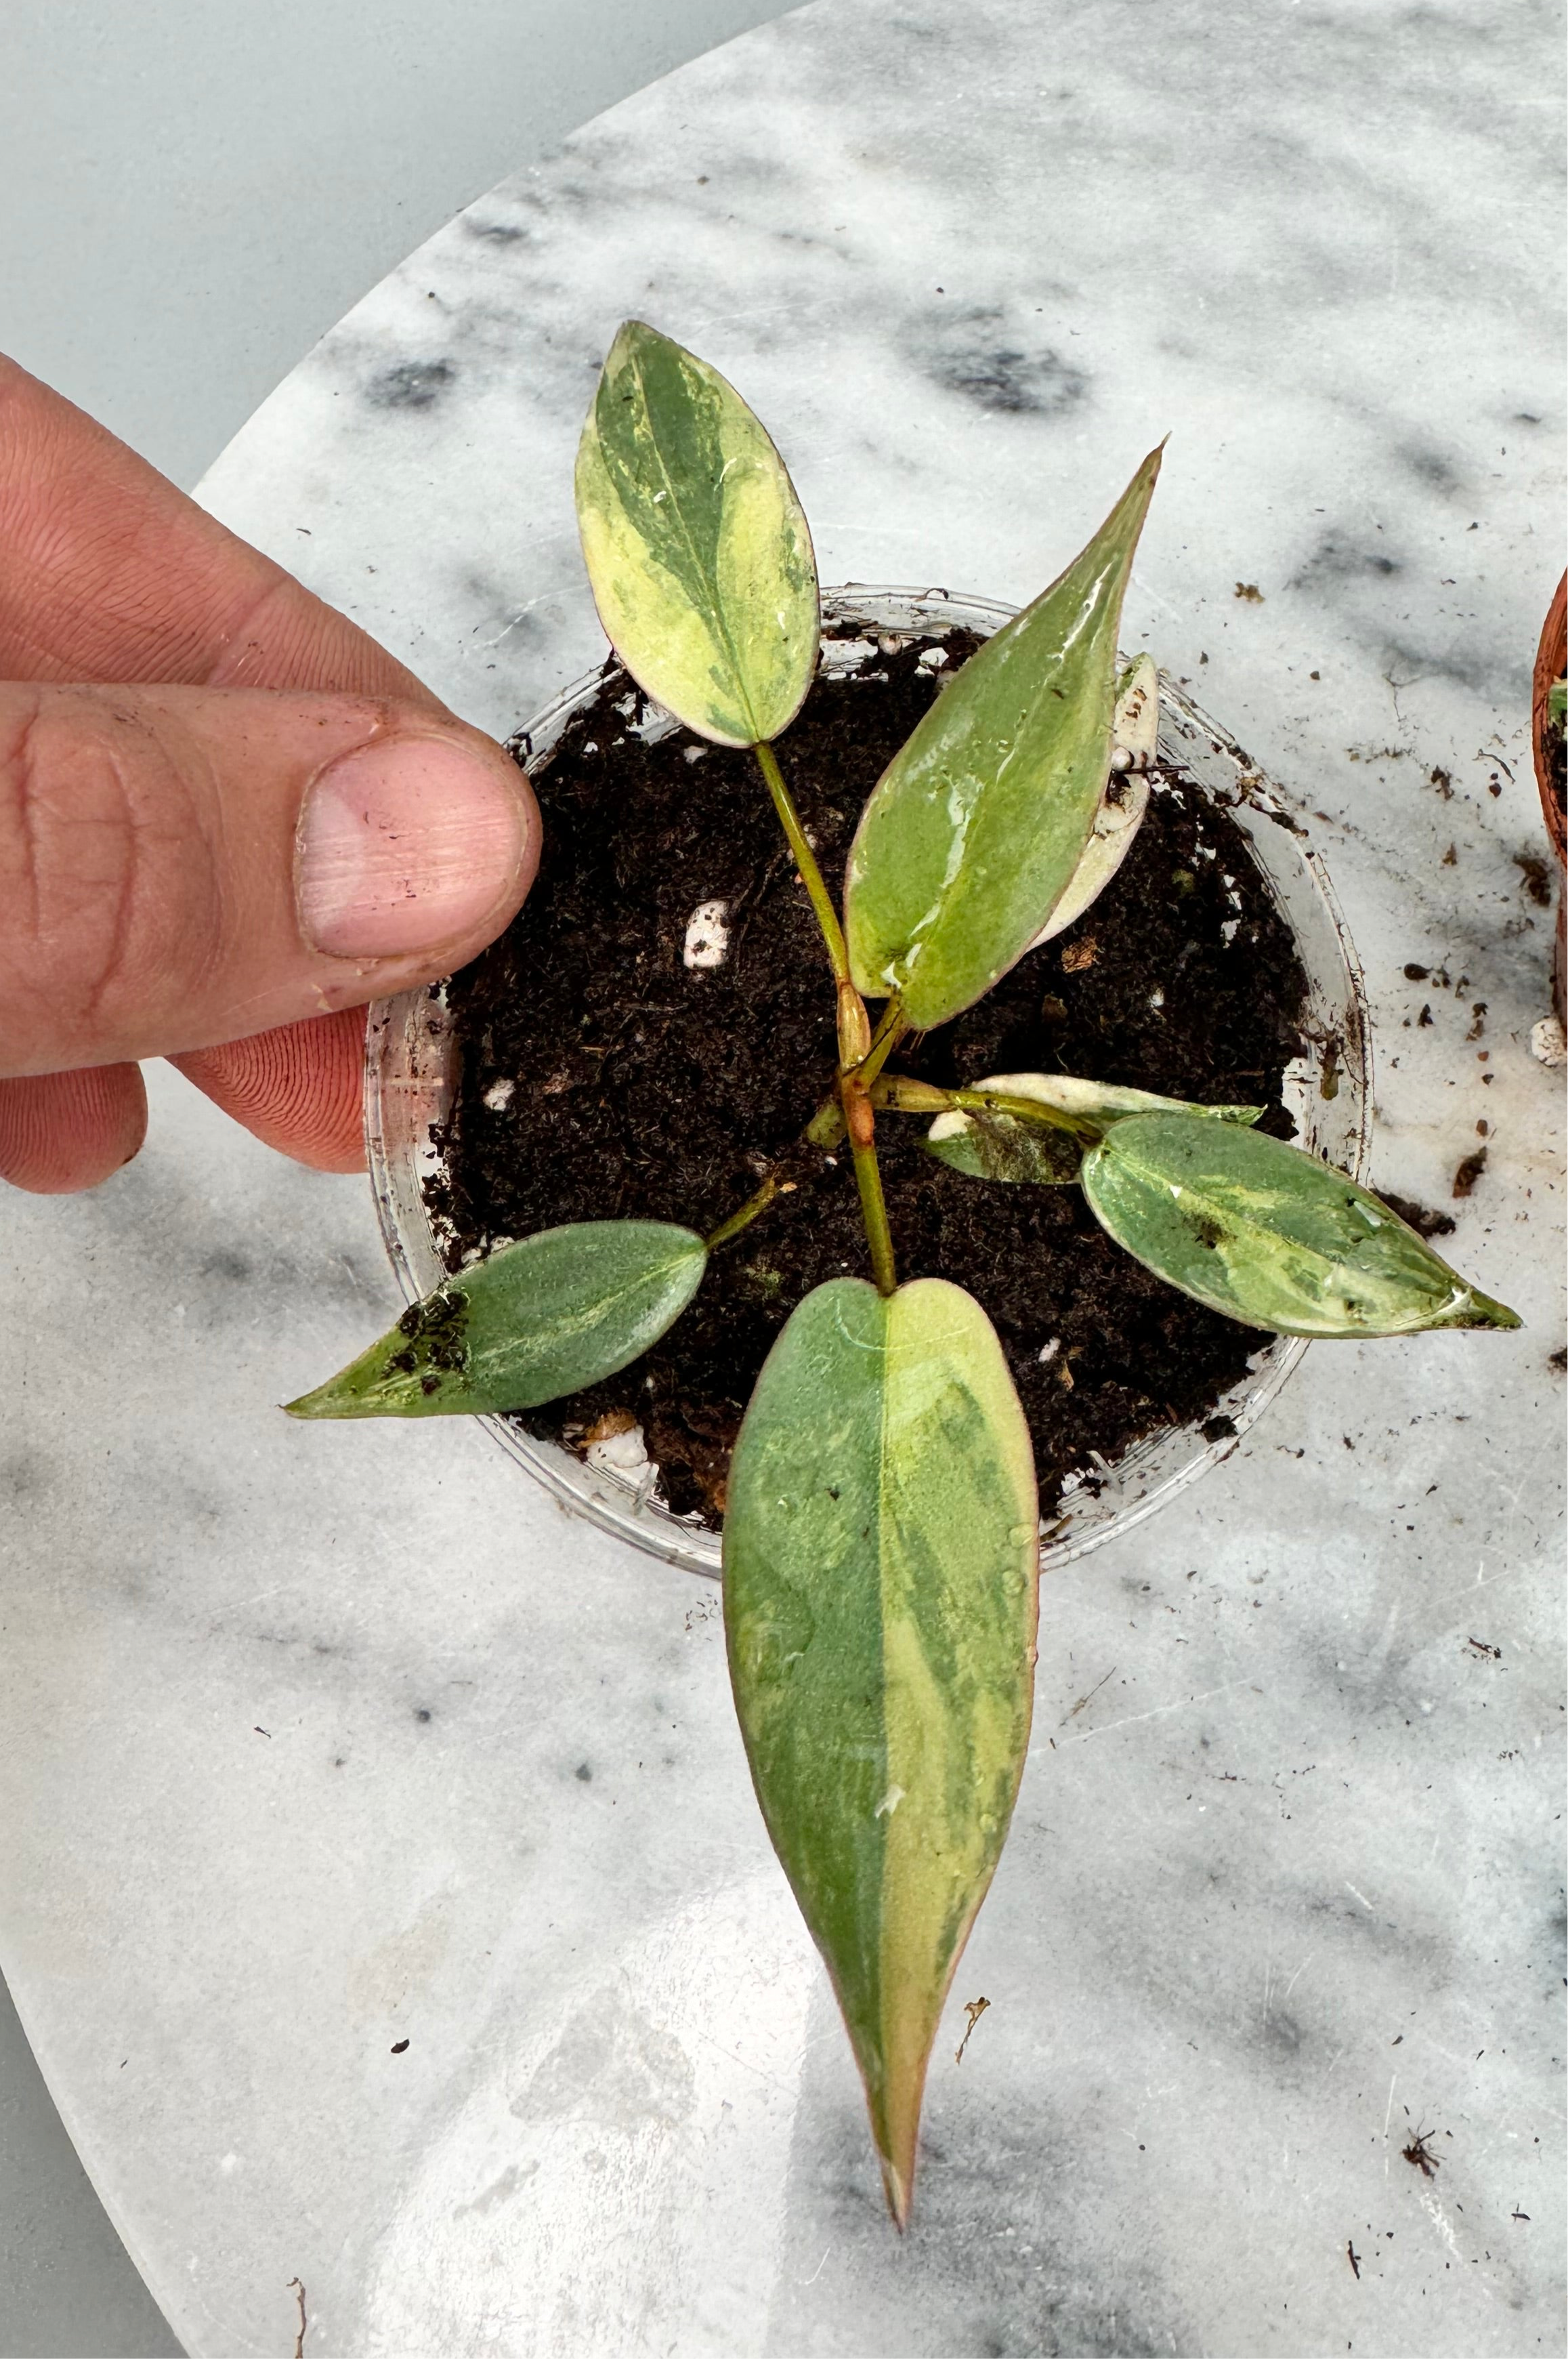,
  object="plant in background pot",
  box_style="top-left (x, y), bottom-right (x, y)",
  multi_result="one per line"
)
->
top-left (1531, 570), bottom-right (1566, 1030)
top-left (289, 324), bottom-right (1519, 2226)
